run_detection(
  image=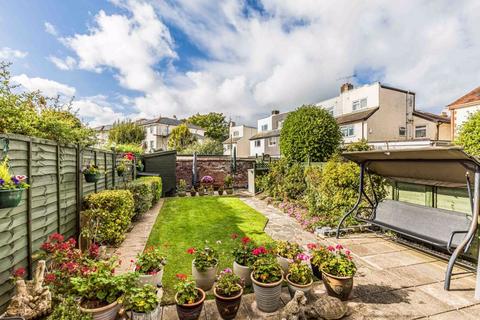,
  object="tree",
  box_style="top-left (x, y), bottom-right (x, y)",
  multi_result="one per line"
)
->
top-left (108, 120), bottom-right (145, 145)
top-left (187, 112), bottom-right (228, 142)
top-left (456, 110), bottom-right (480, 156)
top-left (280, 105), bottom-right (341, 162)
top-left (168, 123), bottom-right (196, 151)
top-left (180, 138), bottom-right (223, 155)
